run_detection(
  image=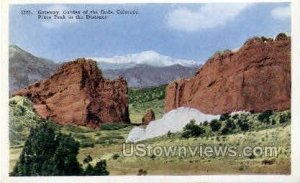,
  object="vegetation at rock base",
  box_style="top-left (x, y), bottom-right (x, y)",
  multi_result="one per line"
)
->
top-left (9, 96), bottom-right (134, 149)
top-left (180, 111), bottom-right (290, 138)
top-left (9, 96), bottom-right (60, 147)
